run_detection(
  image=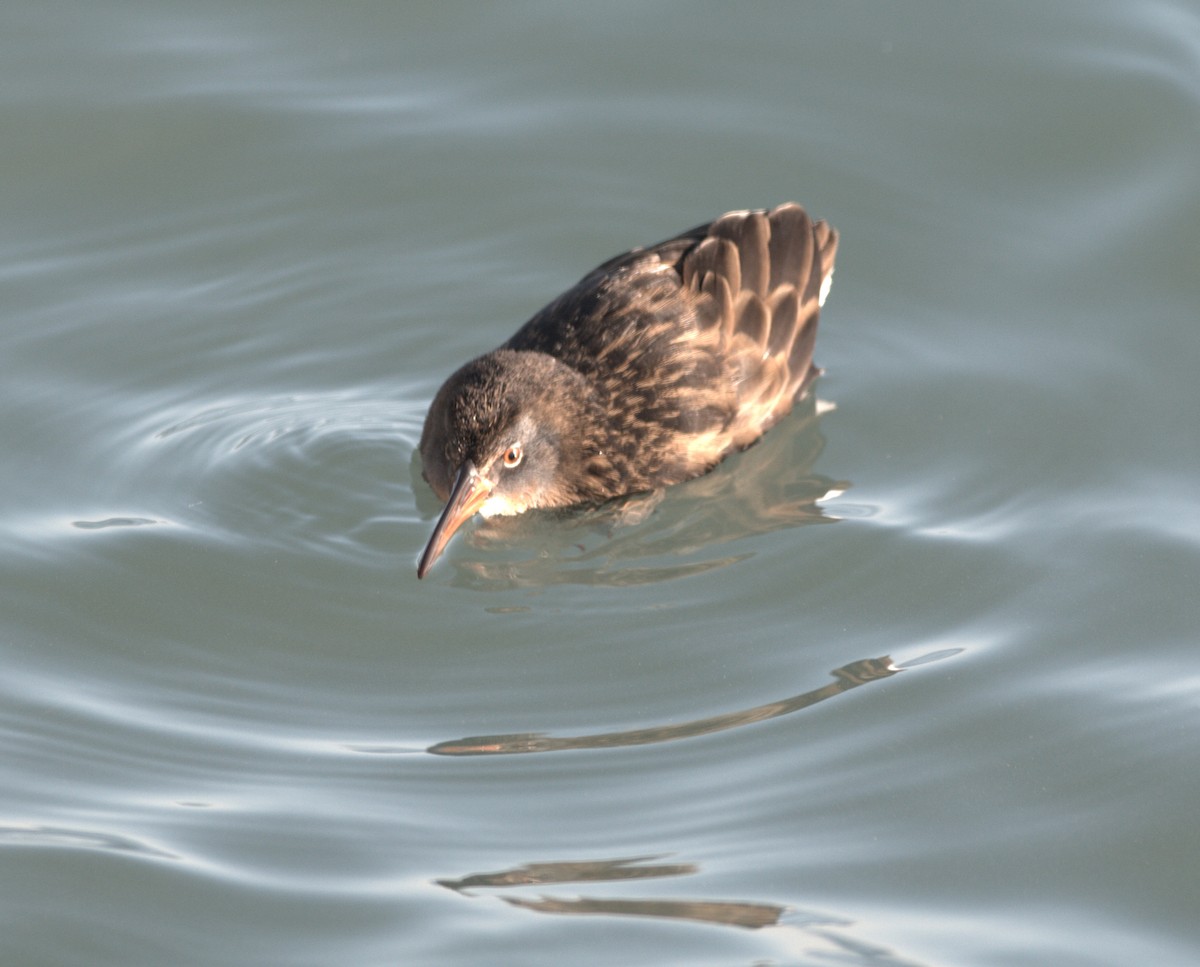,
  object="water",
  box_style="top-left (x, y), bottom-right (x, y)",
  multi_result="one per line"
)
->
top-left (3, 2), bottom-right (1199, 964)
